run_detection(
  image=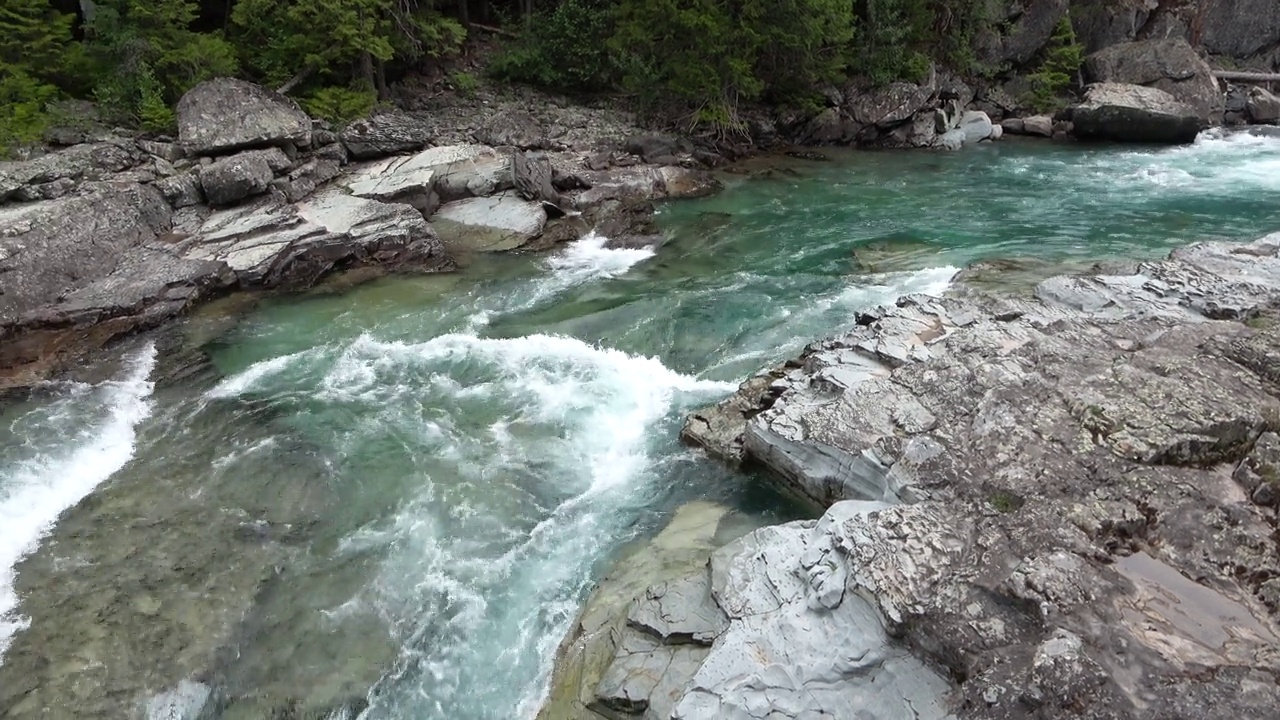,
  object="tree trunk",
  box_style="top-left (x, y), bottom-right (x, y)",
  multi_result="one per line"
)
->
top-left (458, 0), bottom-right (469, 27)
top-left (360, 52), bottom-right (375, 90)
top-left (376, 60), bottom-right (389, 100)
